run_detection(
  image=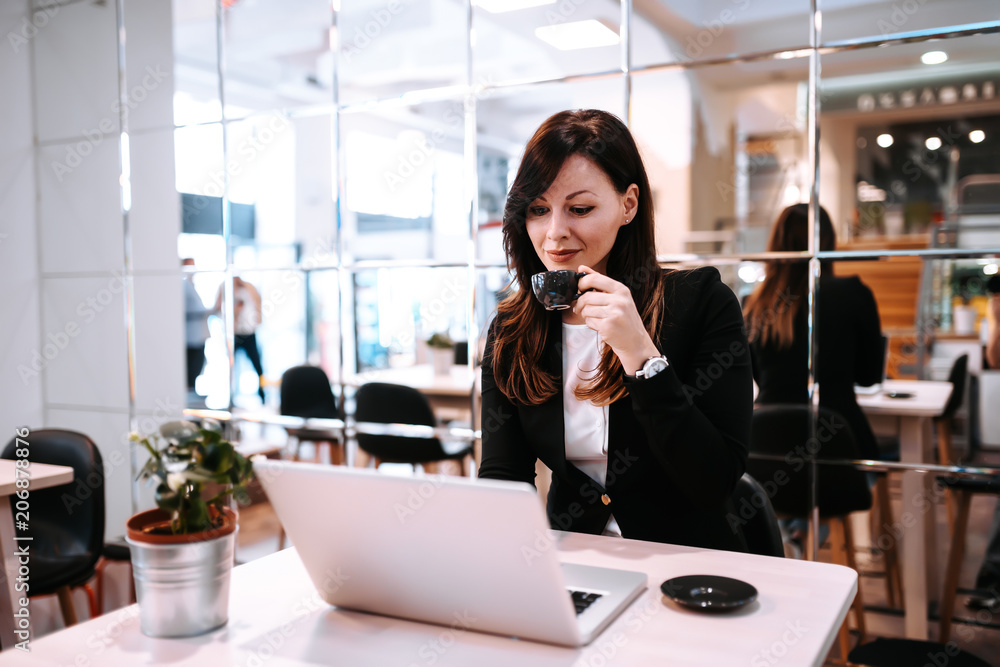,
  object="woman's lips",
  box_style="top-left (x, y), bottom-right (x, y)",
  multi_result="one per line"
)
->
top-left (547, 250), bottom-right (579, 262)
